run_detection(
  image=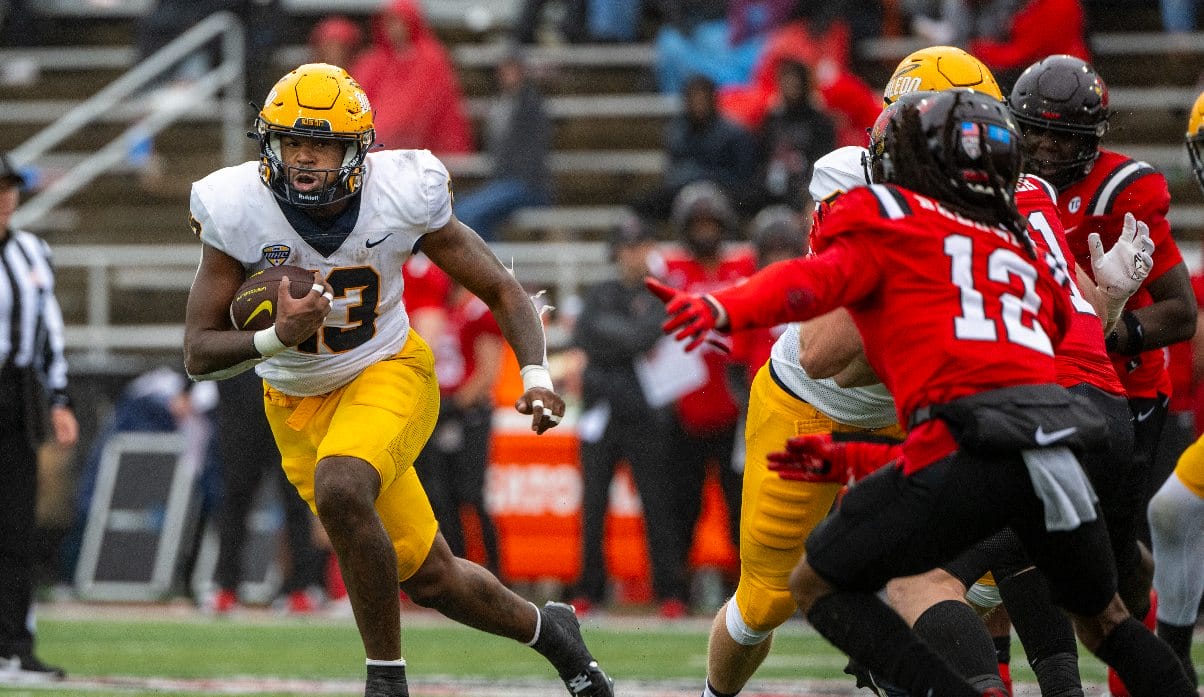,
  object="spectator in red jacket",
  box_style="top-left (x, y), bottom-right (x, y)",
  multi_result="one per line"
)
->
top-left (308, 15), bottom-right (363, 69)
top-left (350, 0), bottom-right (474, 155)
top-left (969, 0), bottom-right (1091, 88)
